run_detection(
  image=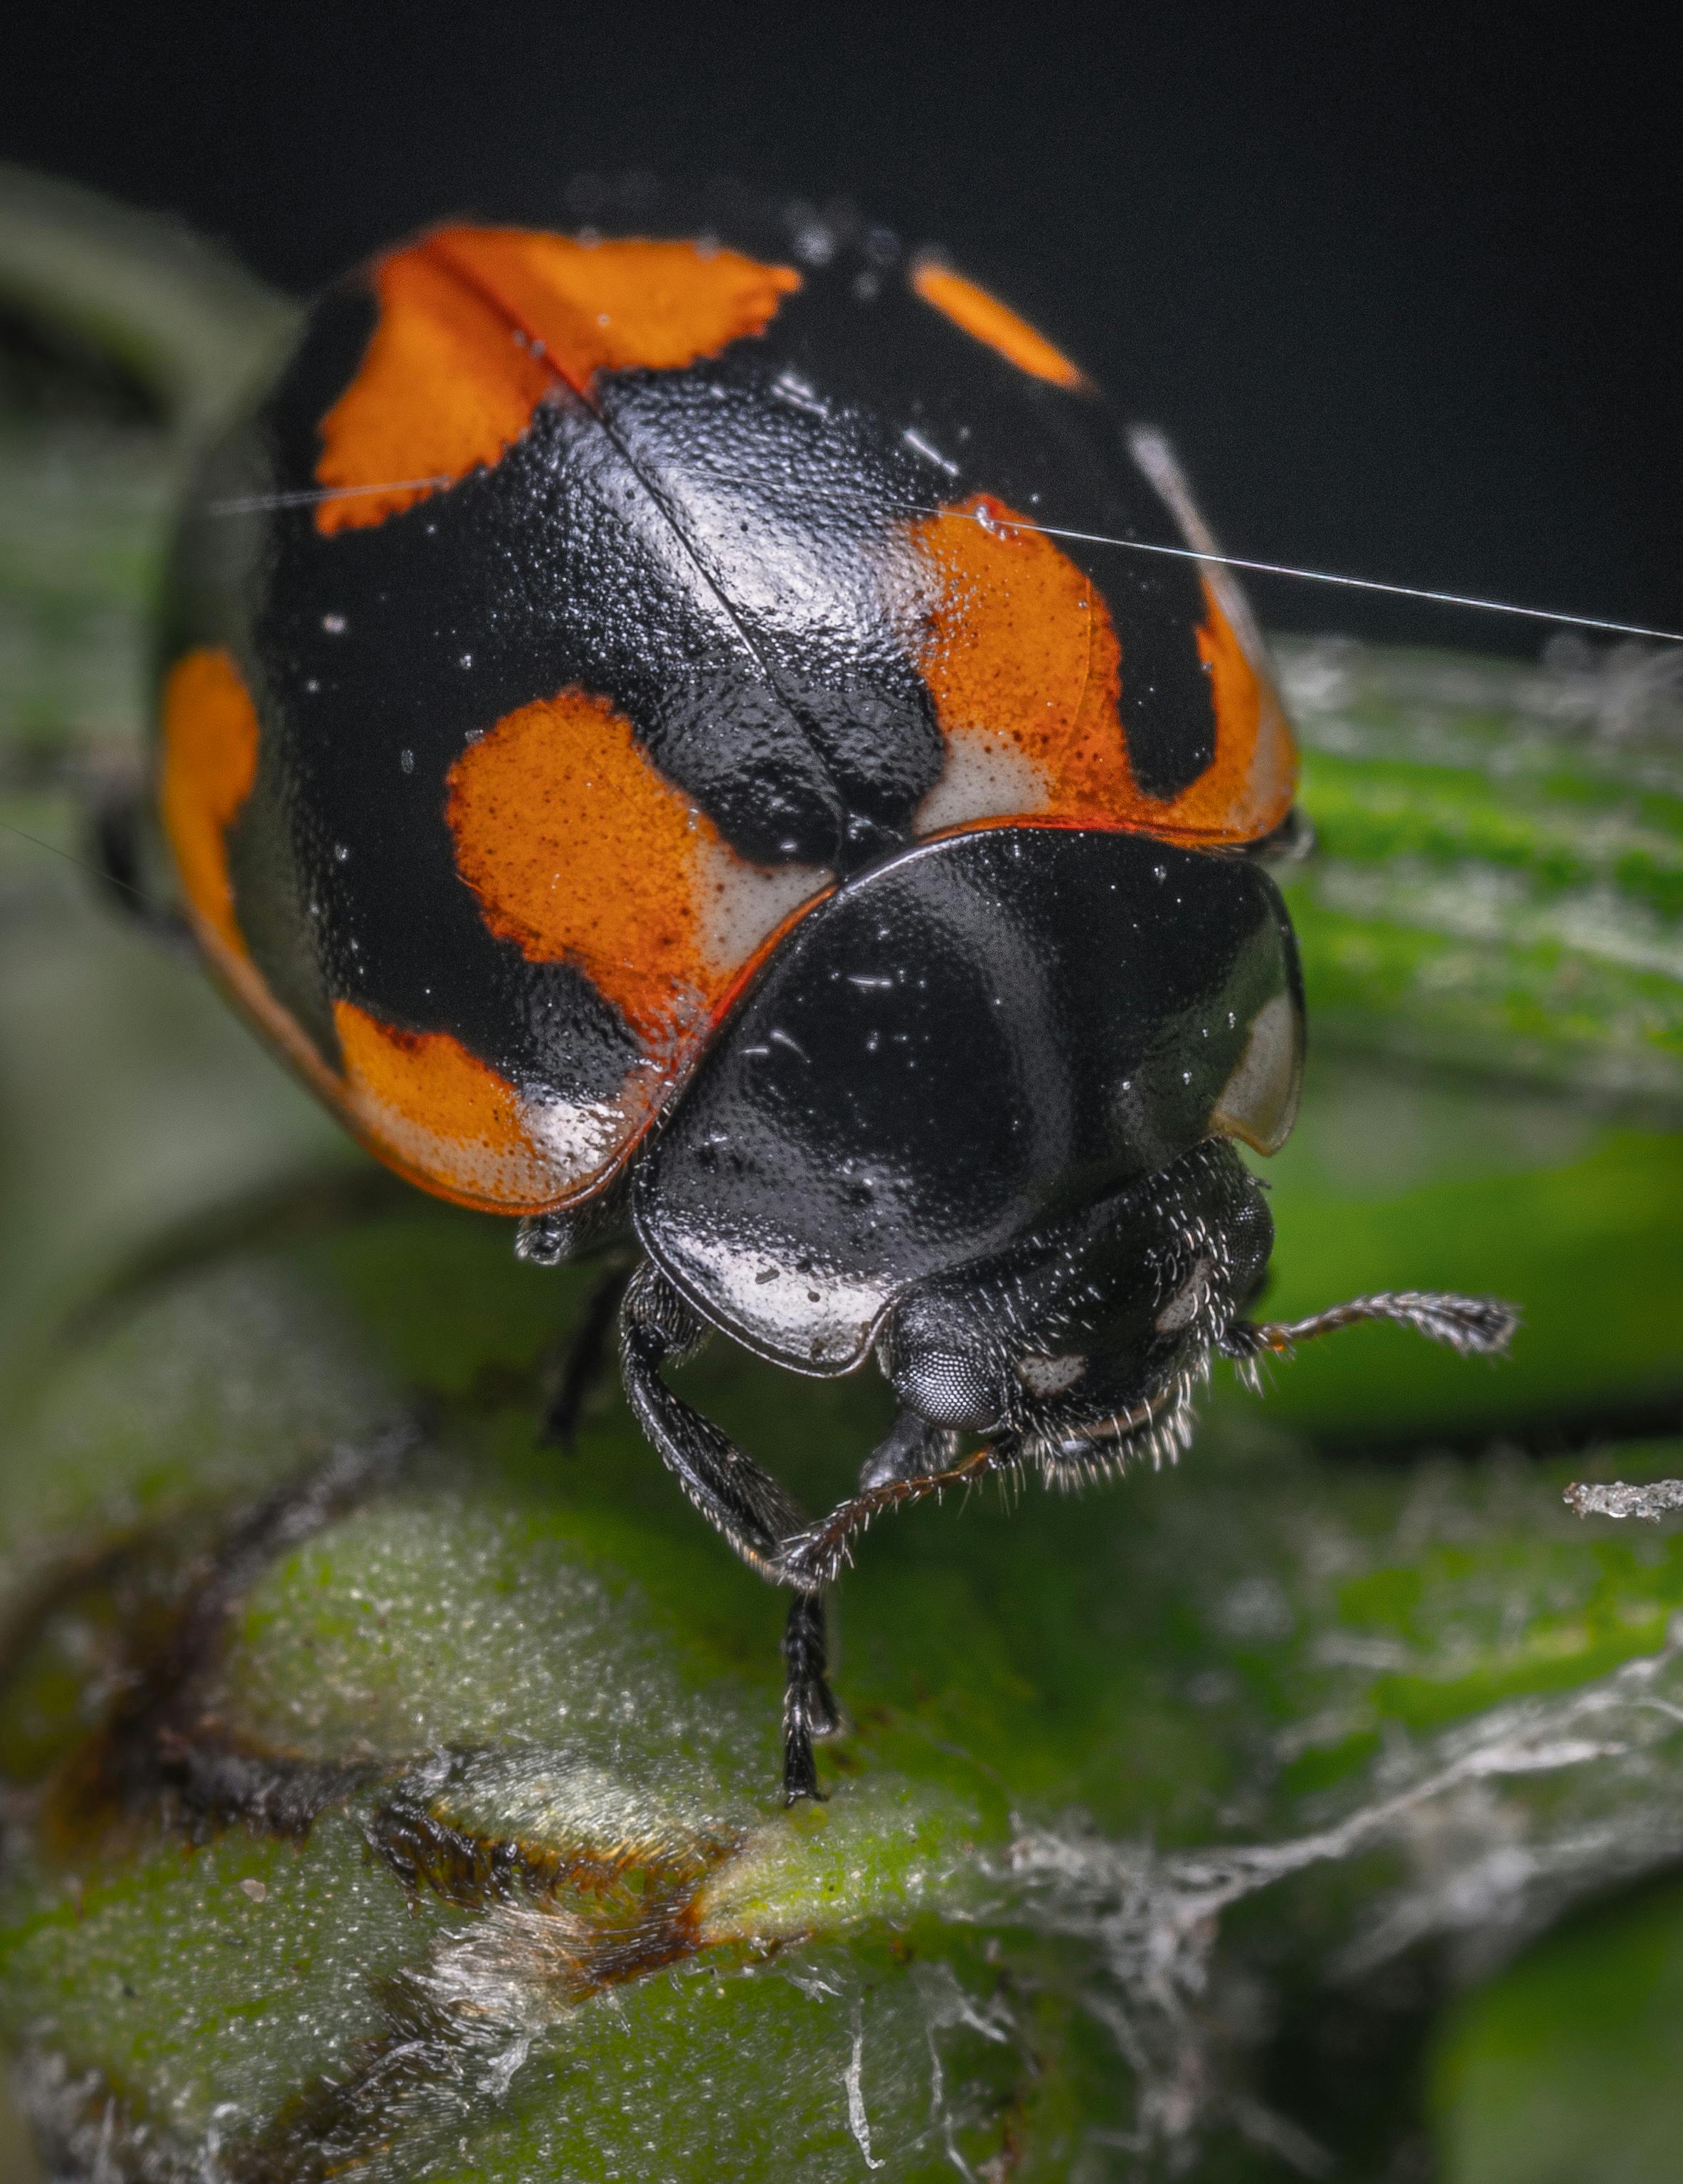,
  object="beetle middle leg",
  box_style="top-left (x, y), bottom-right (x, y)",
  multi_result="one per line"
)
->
top-left (87, 780), bottom-right (193, 953)
top-left (541, 1253), bottom-right (637, 1448)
